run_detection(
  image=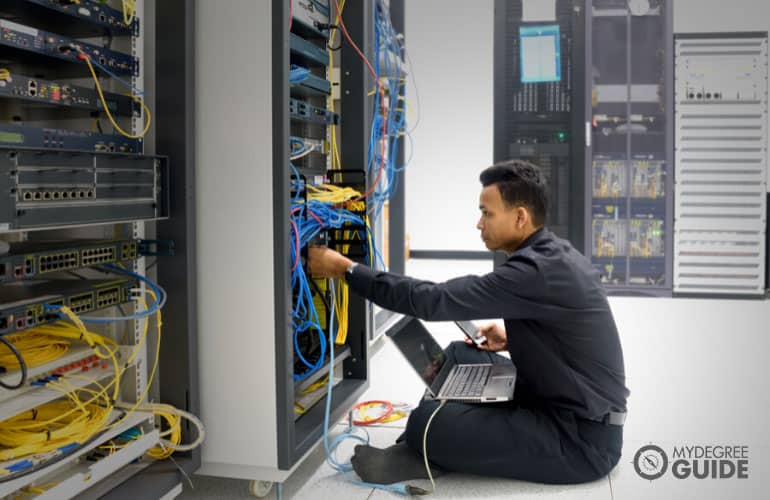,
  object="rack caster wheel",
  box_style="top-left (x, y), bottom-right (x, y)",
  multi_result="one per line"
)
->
top-left (249, 480), bottom-right (273, 498)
